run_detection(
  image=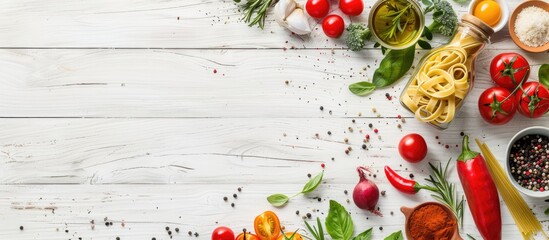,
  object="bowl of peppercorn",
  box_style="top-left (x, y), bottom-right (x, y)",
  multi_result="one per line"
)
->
top-left (506, 126), bottom-right (549, 198)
